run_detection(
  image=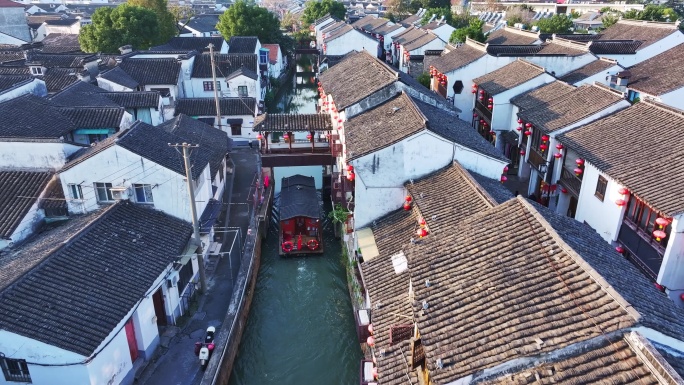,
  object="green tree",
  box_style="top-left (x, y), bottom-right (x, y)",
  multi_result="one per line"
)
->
top-left (301, 0), bottom-right (346, 25)
top-left (534, 14), bottom-right (573, 33)
top-left (569, 10), bottom-right (581, 18)
top-left (417, 72), bottom-right (430, 88)
top-left (420, 0), bottom-right (450, 10)
top-left (79, 5), bottom-right (160, 53)
top-left (128, 0), bottom-right (176, 42)
top-left (450, 18), bottom-right (486, 43)
top-left (420, 7), bottom-right (453, 25)
top-left (217, 0), bottom-right (283, 44)
top-left (601, 13), bottom-right (619, 28)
